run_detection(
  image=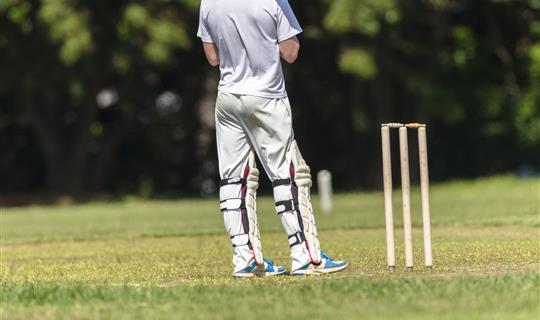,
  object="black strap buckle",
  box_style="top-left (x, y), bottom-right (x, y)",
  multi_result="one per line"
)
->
top-left (272, 178), bottom-right (291, 187)
top-left (220, 177), bottom-right (245, 187)
top-left (230, 234), bottom-right (250, 248)
top-left (275, 199), bottom-right (298, 214)
top-left (220, 198), bottom-right (246, 211)
top-left (288, 232), bottom-right (306, 247)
